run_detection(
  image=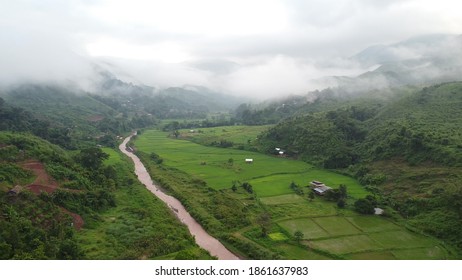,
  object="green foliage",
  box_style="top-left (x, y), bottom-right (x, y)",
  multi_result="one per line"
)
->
top-left (294, 230), bottom-right (304, 243)
top-left (0, 163), bottom-right (32, 184)
top-left (0, 191), bottom-right (82, 259)
top-left (241, 182), bottom-right (254, 194)
top-left (75, 147), bottom-right (109, 170)
top-left (149, 152), bottom-right (164, 164)
top-left (354, 196), bottom-right (377, 215)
